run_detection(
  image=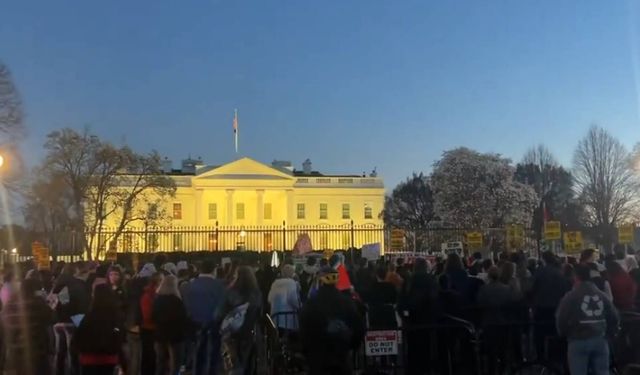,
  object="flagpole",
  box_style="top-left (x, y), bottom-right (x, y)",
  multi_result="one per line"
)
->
top-left (234, 109), bottom-right (238, 154)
